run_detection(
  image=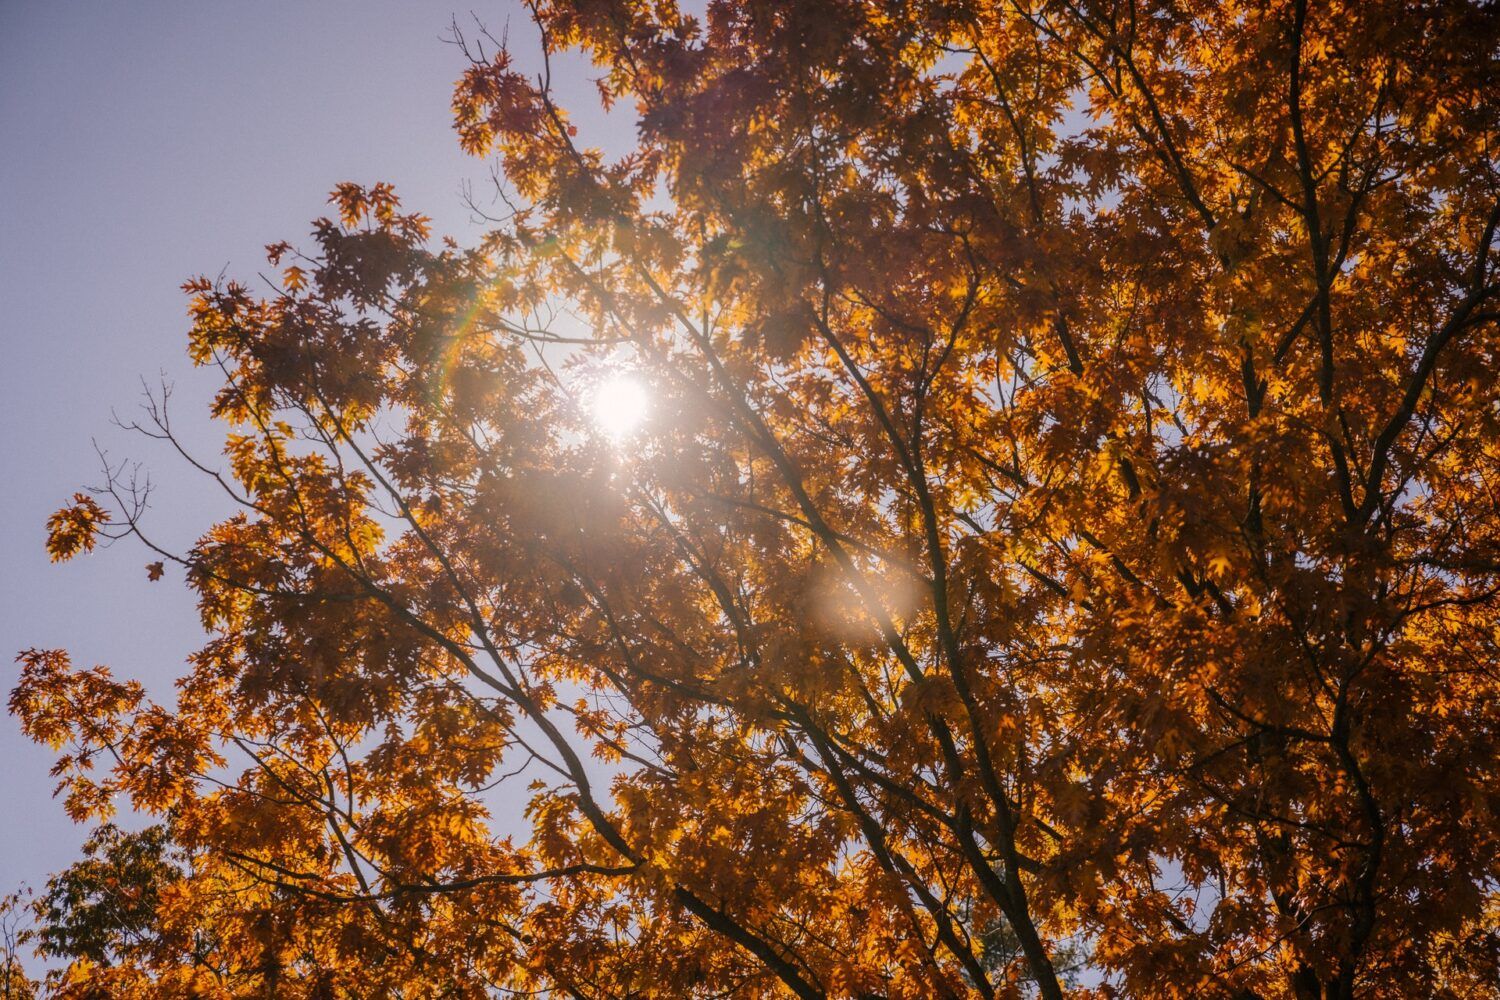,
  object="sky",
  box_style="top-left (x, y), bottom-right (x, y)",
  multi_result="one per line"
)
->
top-left (0, 0), bottom-right (596, 903)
